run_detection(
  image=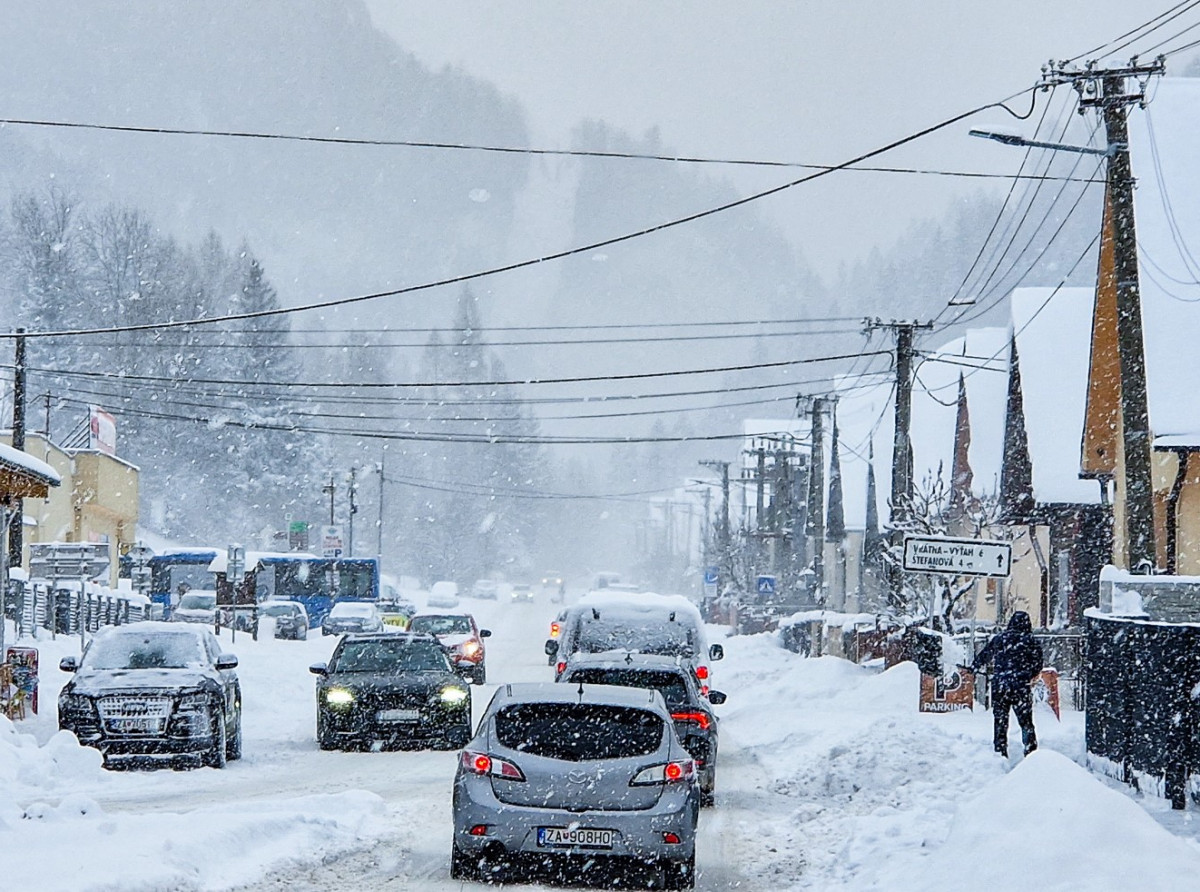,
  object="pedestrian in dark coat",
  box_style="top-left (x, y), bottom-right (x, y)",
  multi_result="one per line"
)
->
top-left (972, 611), bottom-right (1044, 757)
